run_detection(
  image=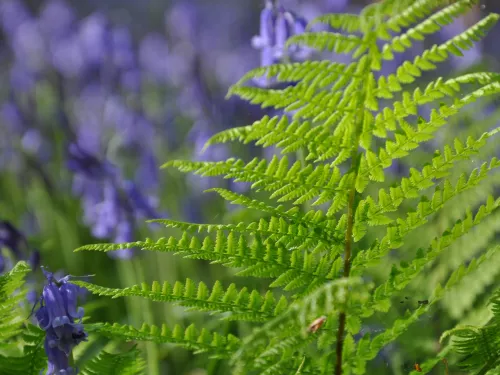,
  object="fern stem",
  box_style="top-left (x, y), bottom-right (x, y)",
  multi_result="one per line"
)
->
top-left (334, 183), bottom-right (356, 375)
